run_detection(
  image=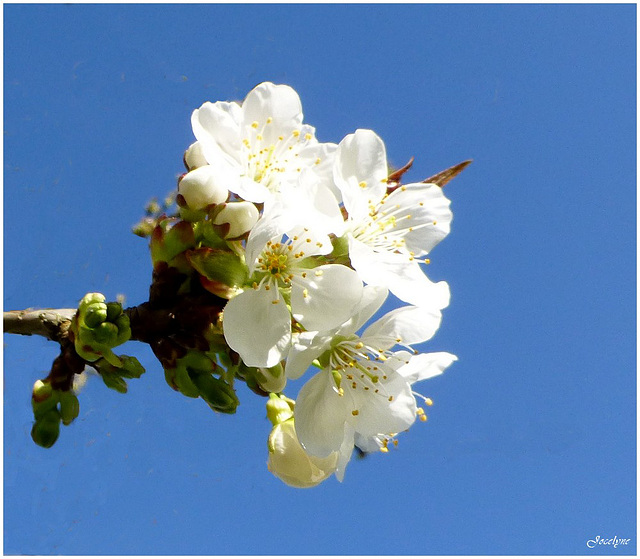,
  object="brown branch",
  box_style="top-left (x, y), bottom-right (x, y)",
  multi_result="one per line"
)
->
top-left (3, 308), bottom-right (77, 342)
